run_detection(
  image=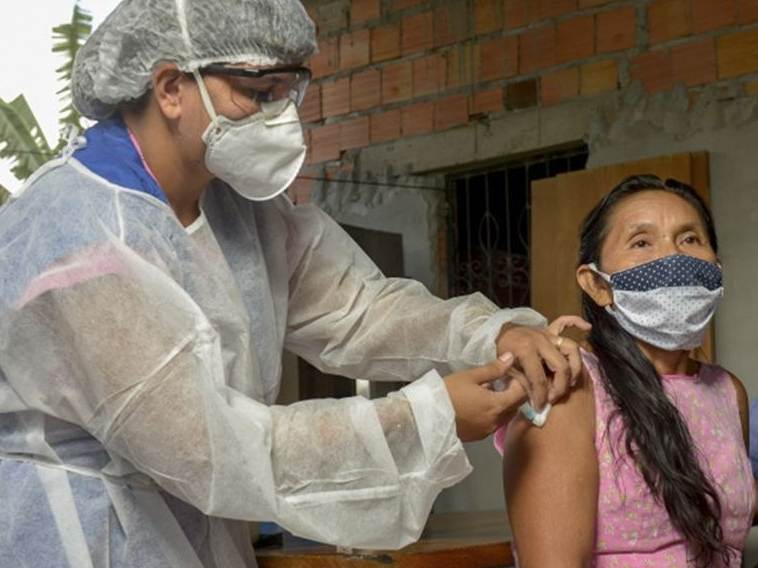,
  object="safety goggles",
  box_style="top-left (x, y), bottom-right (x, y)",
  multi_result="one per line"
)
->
top-left (198, 64), bottom-right (312, 107)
